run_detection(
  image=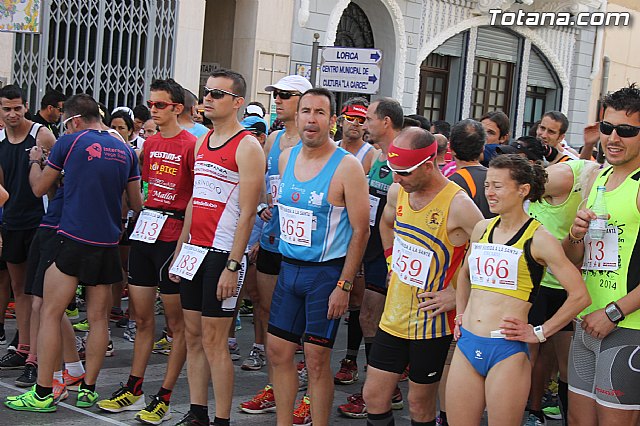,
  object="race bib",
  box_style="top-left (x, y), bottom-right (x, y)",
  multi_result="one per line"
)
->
top-left (169, 243), bottom-right (208, 280)
top-left (582, 225), bottom-right (619, 271)
top-left (368, 194), bottom-right (380, 226)
top-left (391, 236), bottom-right (433, 289)
top-left (469, 243), bottom-right (522, 291)
top-left (129, 210), bottom-right (168, 243)
top-left (269, 175), bottom-right (281, 205)
top-left (279, 204), bottom-right (313, 247)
